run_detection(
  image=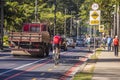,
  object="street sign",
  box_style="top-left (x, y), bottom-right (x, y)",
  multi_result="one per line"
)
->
top-left (99, 25), bottom-right (104, 32)
top-left (92, 3), bottom-right (99, 10)
top-left (89, 10), bottom-right (100, 25)
top-left (91, 11), bottom-right (99, 19)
